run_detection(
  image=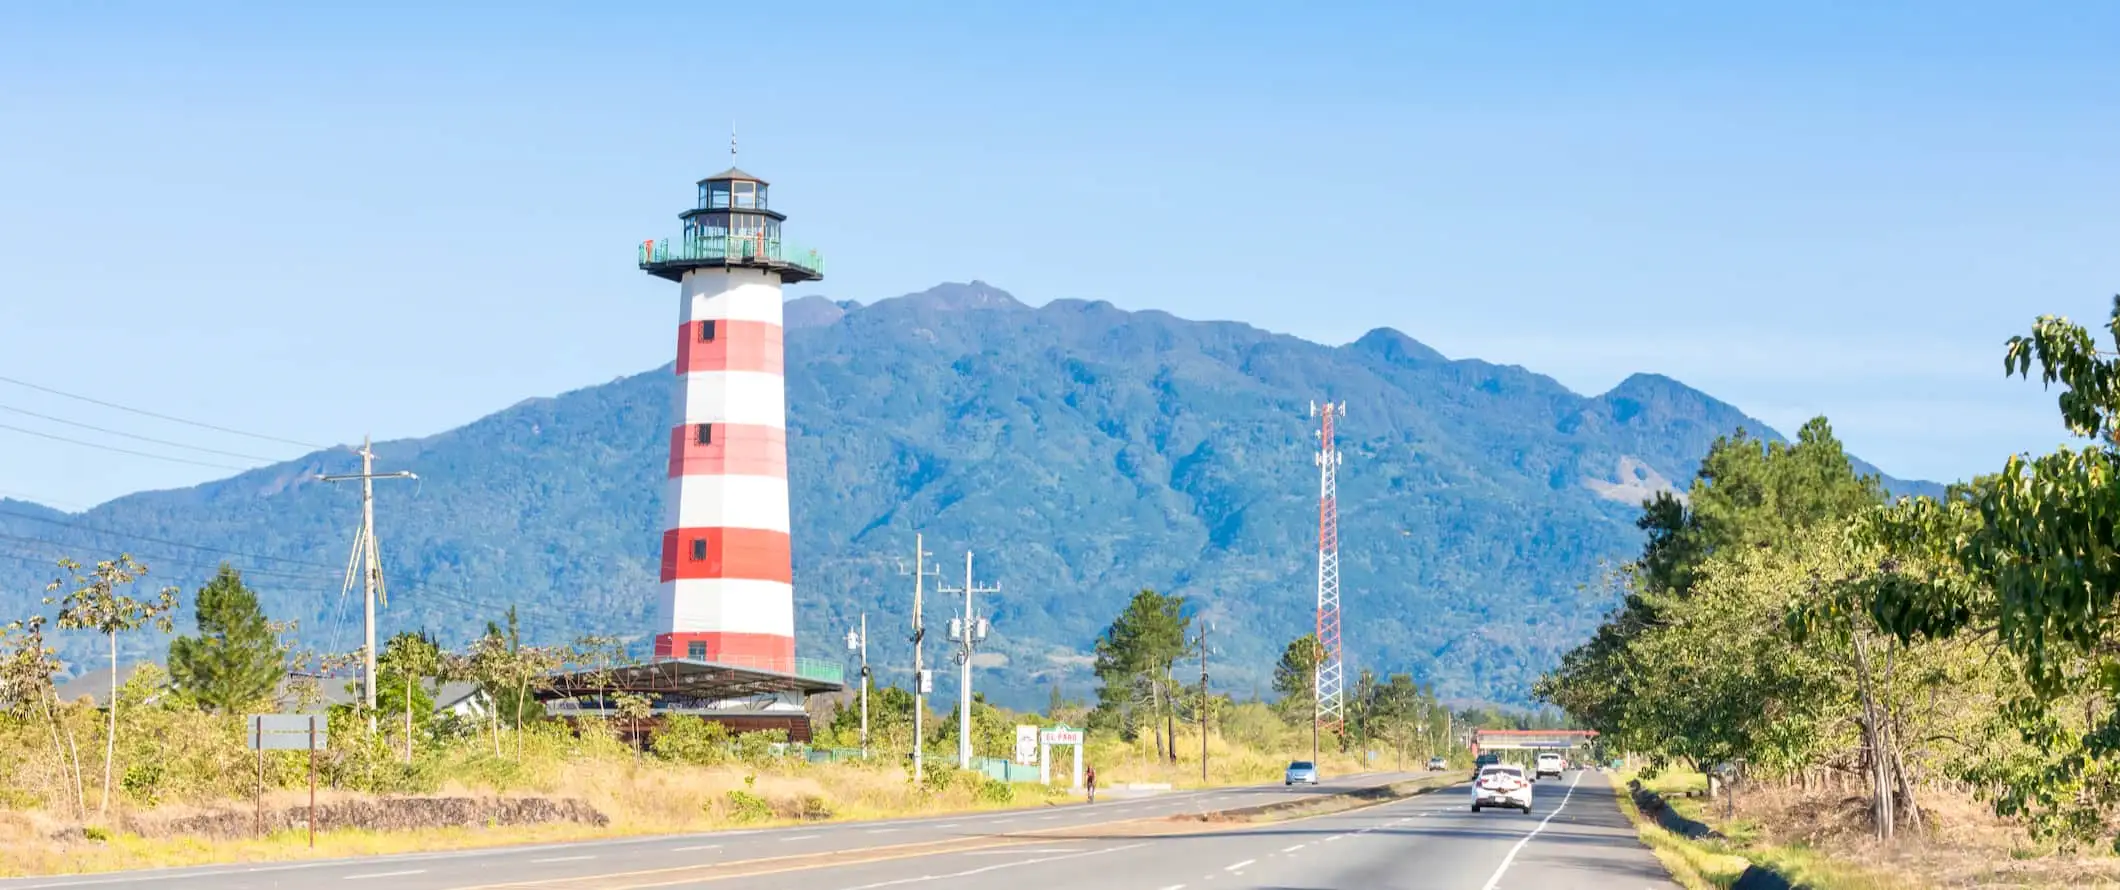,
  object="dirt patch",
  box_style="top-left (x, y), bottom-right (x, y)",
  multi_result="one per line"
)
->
top-left (119, 795), bottom-right (608, 840)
